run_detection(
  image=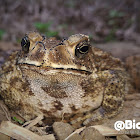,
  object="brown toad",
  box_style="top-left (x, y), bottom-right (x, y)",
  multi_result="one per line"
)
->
top-left (0, 32), bottom-right (129, 126)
